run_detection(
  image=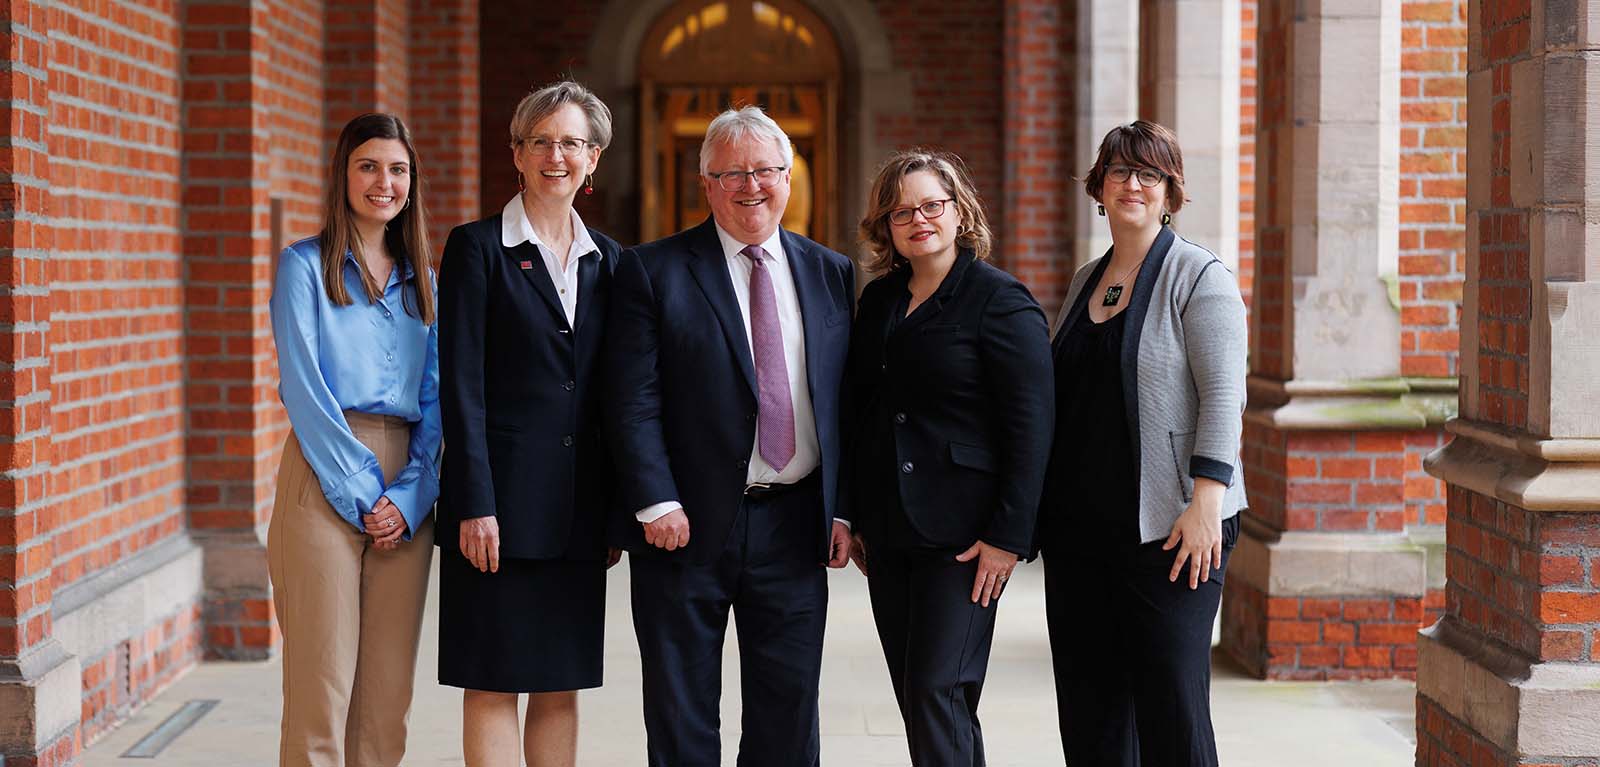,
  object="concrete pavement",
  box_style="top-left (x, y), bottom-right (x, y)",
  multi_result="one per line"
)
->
top-left (83, 558), bottom-right (1416, 766)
